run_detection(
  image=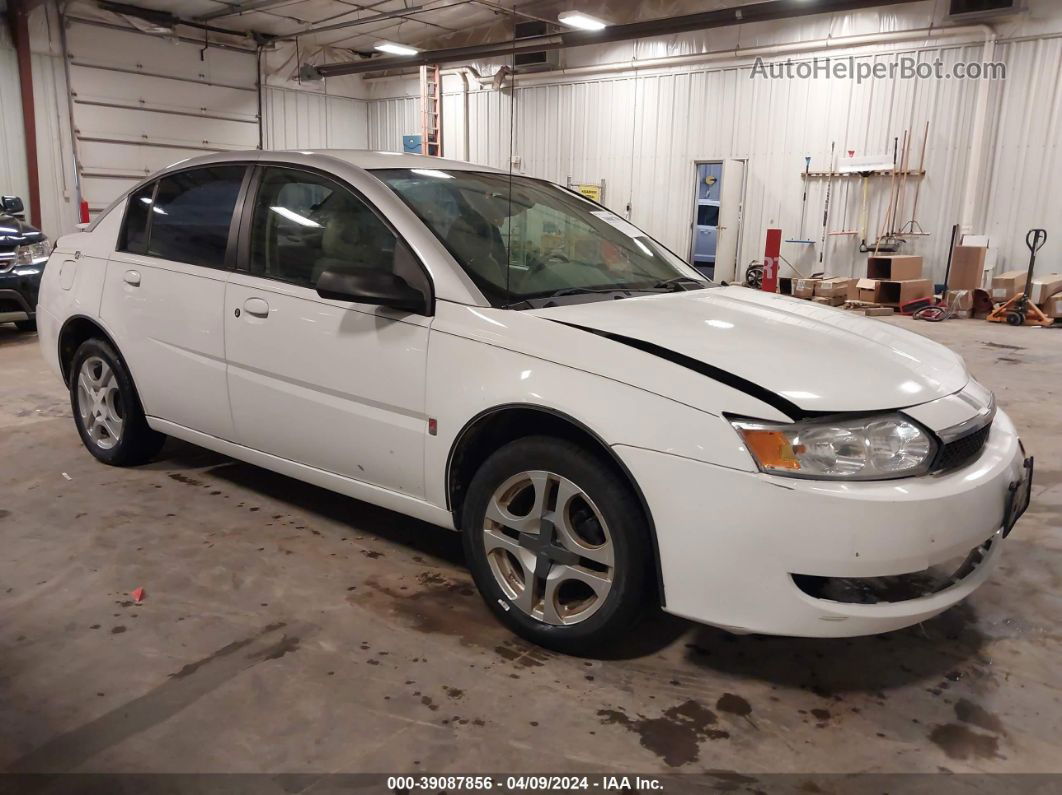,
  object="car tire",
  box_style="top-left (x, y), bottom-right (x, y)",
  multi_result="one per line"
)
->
top-left (461, 436), bottom-right (652, 655)
top-left (14, 319), bottom-right (36, 332)
top-left (69, 338), bottom-right (165, 466)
